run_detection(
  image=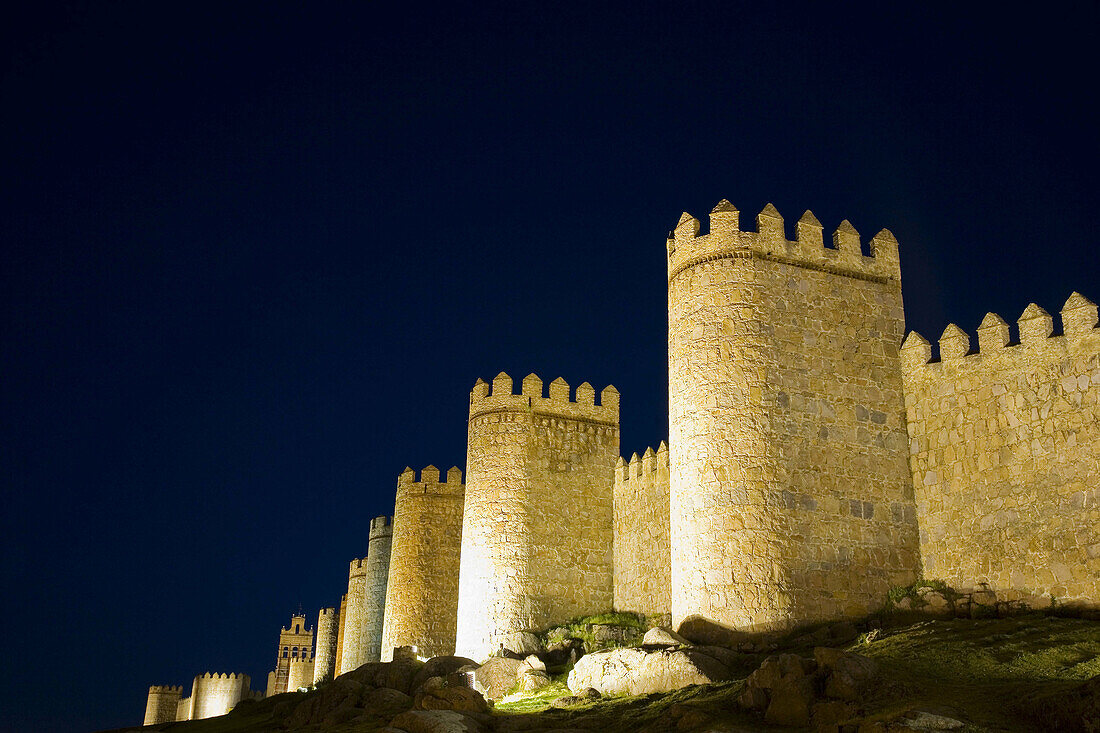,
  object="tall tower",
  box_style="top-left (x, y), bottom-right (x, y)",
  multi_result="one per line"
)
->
top-left (143, 685), bottom-right (182, 725)
top-left (338, 516), bottom-right (392, 672)
top-left (455, 372), bottom-right (620, 661)
top-left (265, 613), bottom-right (313, 696)
top-left (312, 606), bottom-right (339, 684)
top-left (381, 465), bottom-right (465, 660)
top-left (667, 201), bottom-right (919, 633)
